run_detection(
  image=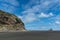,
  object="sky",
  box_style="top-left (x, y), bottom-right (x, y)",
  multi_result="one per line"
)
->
top-left (0, 0), bottom-right (60, 30)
